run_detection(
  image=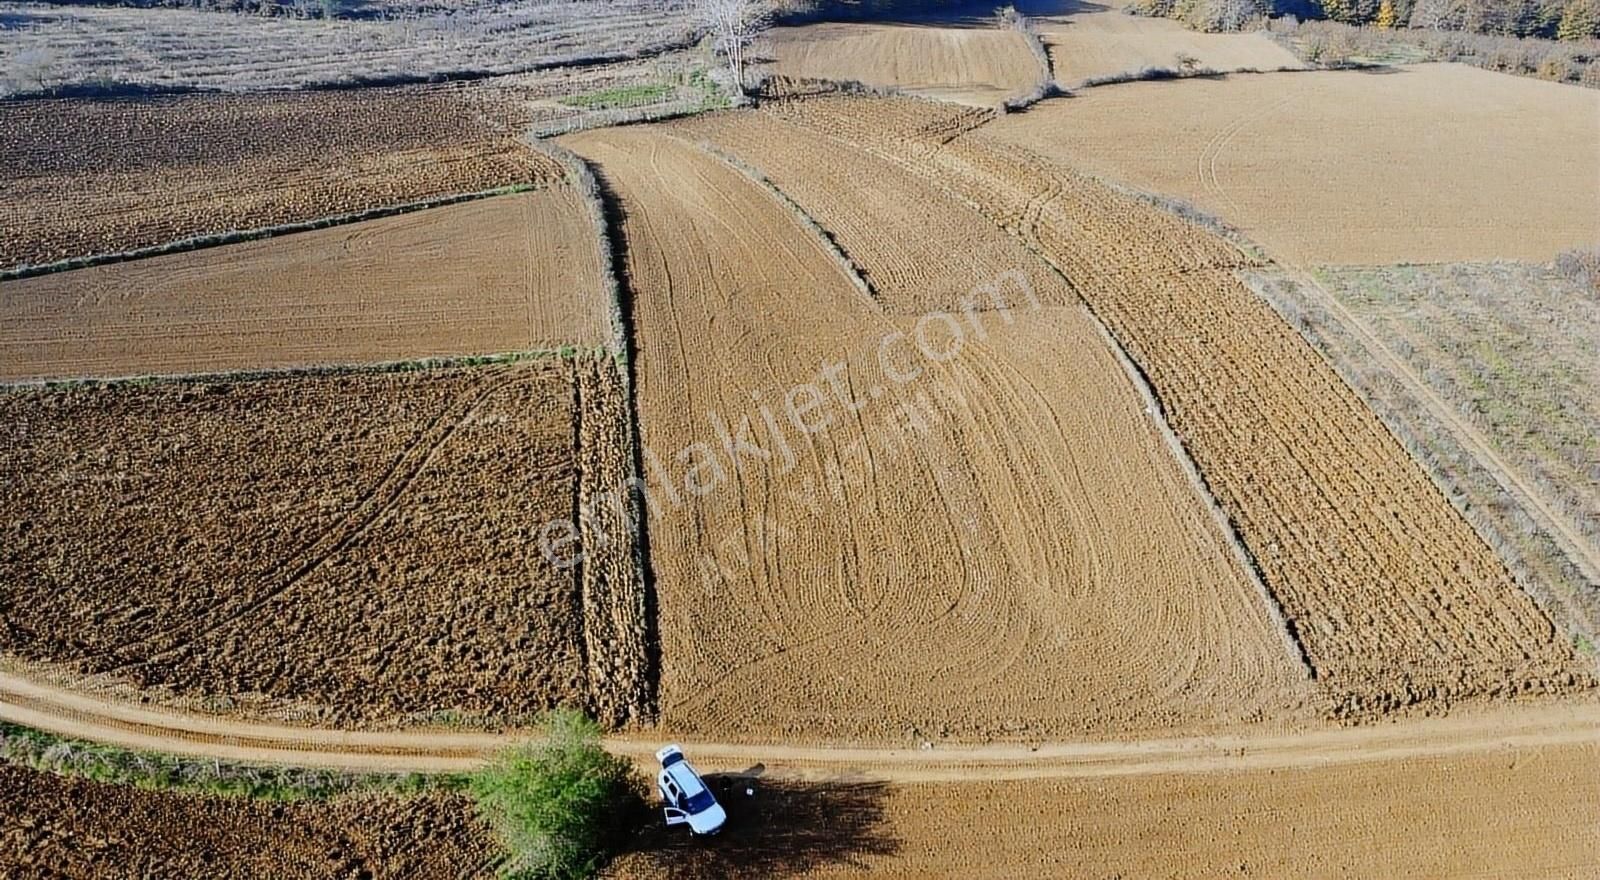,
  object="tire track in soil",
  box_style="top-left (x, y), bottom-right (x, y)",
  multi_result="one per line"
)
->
top-left (736, 92), bottom-right (1590, 715)
top-left (102, 370), bottom-right (535, 671)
